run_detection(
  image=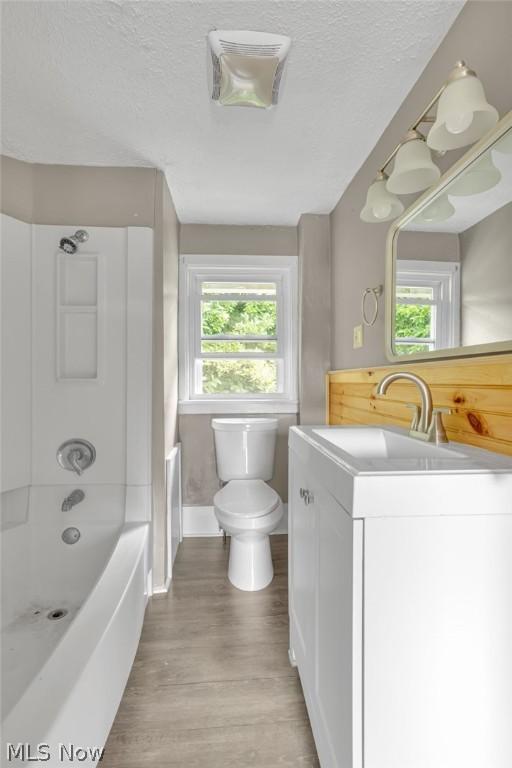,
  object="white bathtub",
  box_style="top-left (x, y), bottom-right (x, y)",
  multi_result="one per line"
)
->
top-left (1, 485), bottom-right (149, 766)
